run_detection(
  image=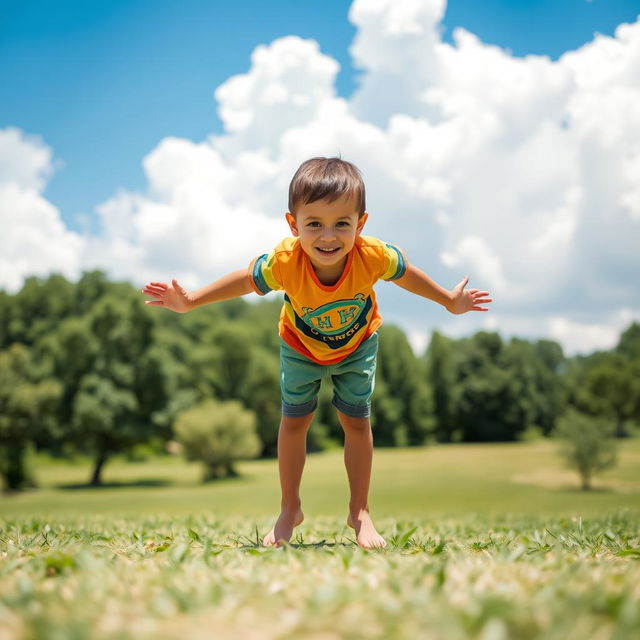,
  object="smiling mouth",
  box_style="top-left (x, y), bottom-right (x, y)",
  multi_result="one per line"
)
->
top-left (316, 247), bottom-right (340, 255)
